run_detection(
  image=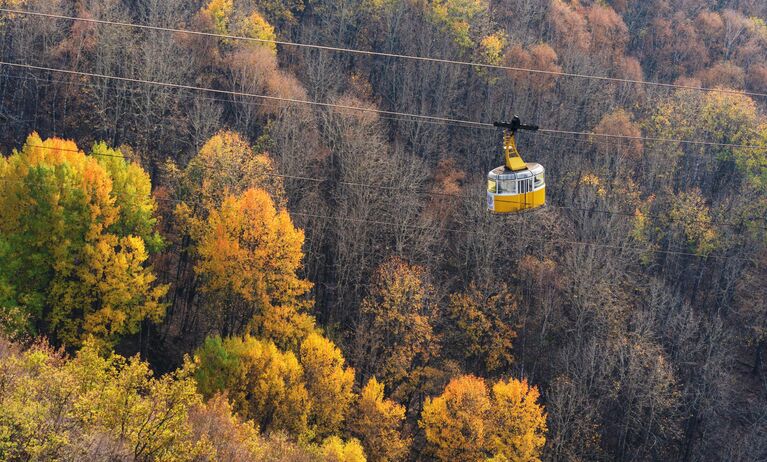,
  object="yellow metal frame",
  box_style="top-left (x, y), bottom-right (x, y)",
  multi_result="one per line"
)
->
top-left (503, 131), bottom-right (528, 171)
